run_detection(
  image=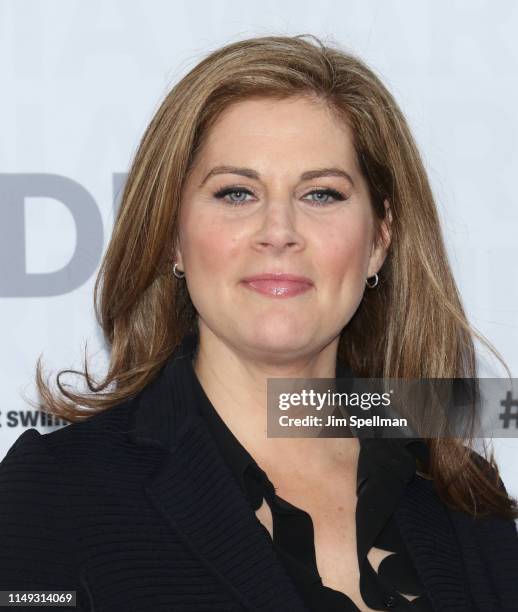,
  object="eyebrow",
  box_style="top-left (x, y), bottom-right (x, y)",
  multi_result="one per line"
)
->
top-left (198, 165), bottom-right (355, 188)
